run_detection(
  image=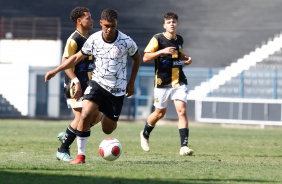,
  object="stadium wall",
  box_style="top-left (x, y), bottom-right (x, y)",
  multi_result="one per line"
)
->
top-left (0, 40), bottom-right (61, 117)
